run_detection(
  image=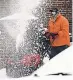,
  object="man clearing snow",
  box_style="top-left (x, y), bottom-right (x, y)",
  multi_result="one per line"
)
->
top-left (44, 8), bottom-right (70, 59)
